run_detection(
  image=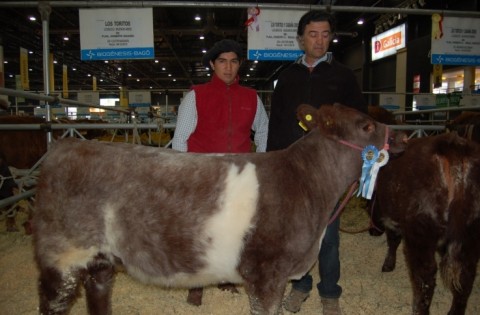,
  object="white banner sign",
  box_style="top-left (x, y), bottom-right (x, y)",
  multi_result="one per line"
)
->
top-left (371, 24), bottom-right (406, 61)
top-left (79, 8), bottom-right (154, 61)
top-left (77, 91), bottom-right (100, 106)
top-left (247, 8), bottom-right (305, 61)
top-left (431, 15), bottom-right (480, 66)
